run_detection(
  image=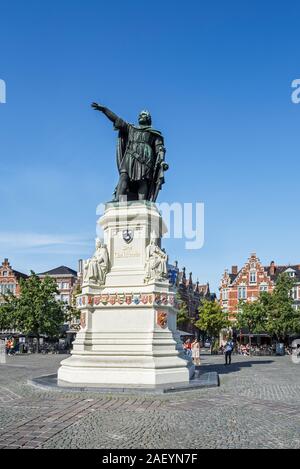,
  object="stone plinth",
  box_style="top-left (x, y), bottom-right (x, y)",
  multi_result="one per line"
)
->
top-left (58, 201), bottom-right (193, 386)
